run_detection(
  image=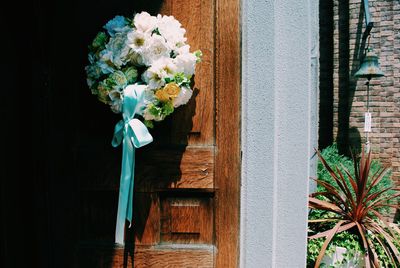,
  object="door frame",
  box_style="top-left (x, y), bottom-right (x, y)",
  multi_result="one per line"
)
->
top-left (215, 0), bottom-right (241, 266)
